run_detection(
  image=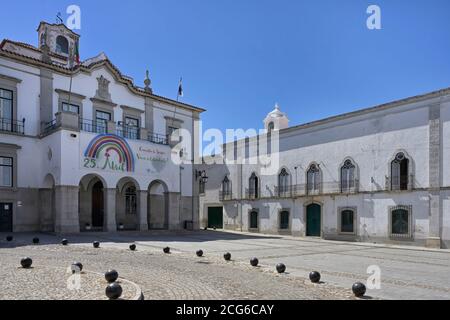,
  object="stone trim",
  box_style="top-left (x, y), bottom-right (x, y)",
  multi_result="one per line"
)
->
top-left (247, 208), bottom-right (259, 232)
top-left (337, 206), bottom-right (357, 235)
top-left (388, 205), bottom-right (413, 240)
top-left (55, 88), bottom-right (85, 119)
top-left (0, 73), bottom-right (20, 122)
top-left (0, 142), bottom-right (21, 190)
top-left (277, 208), bottom-right (291, 232)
